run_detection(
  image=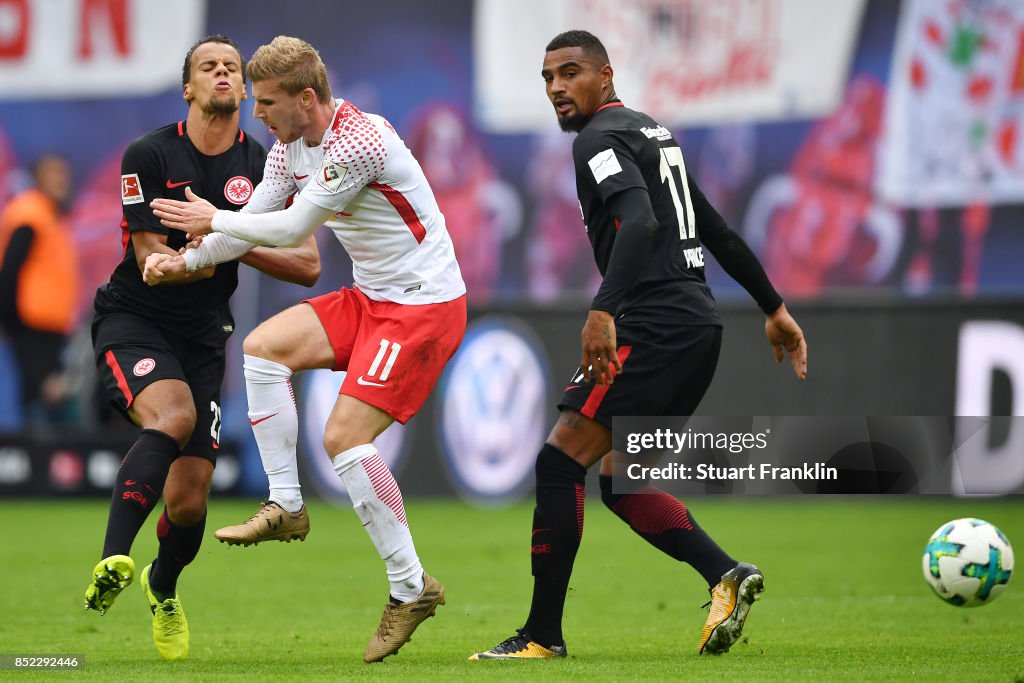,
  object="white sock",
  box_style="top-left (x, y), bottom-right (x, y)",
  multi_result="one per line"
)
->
top-left (243, 354), bottom-right (303, 513)
top-left (332, 444), bottom-right (424, 602)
